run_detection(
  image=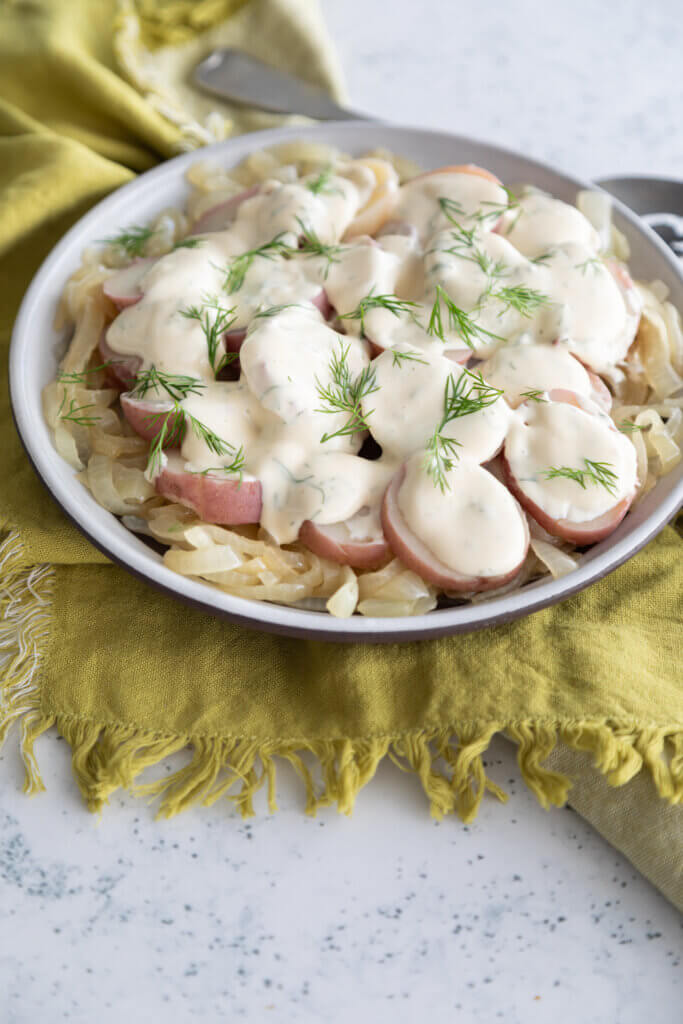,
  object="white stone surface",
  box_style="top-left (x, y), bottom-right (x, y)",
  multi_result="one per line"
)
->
top-left (2, 1), bottom-right (682, 1020)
